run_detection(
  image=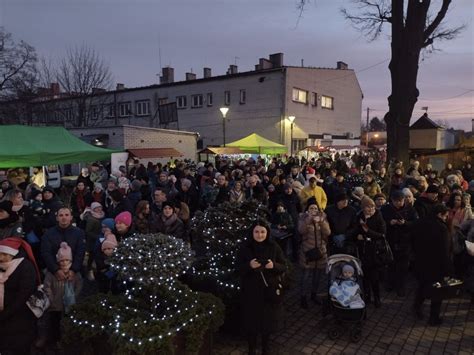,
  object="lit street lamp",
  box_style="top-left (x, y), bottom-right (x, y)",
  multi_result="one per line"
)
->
top-left (220, 107), bottom-right (229, 147)
top-left (288, 115), bottom-right (295, 156)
